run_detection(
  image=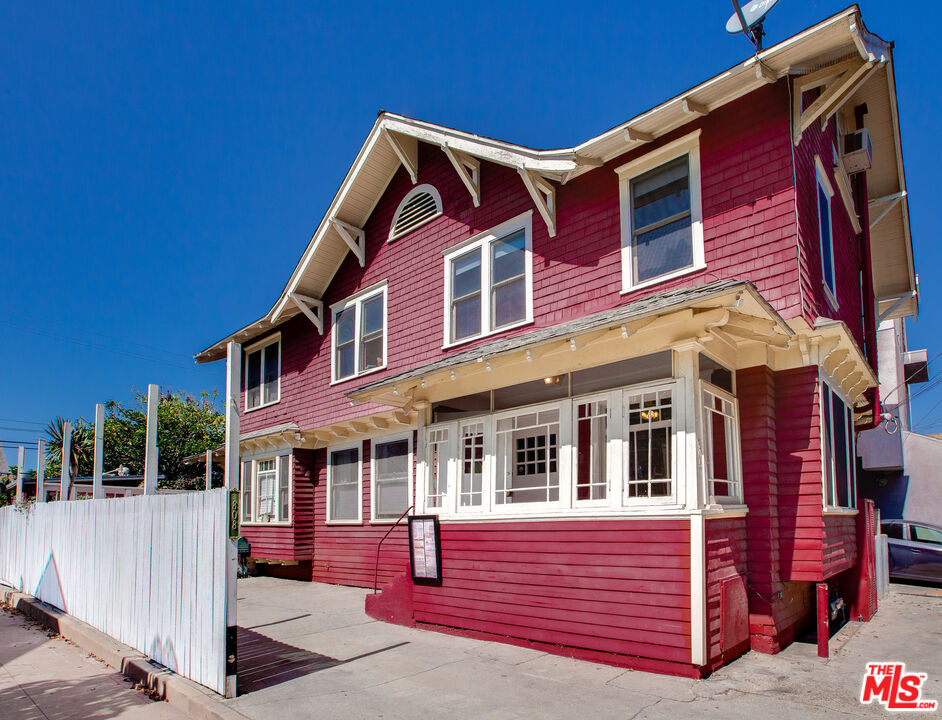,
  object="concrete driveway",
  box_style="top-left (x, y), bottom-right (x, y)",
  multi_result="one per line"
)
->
top-left (230, 577), bottom-right (942, 719)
